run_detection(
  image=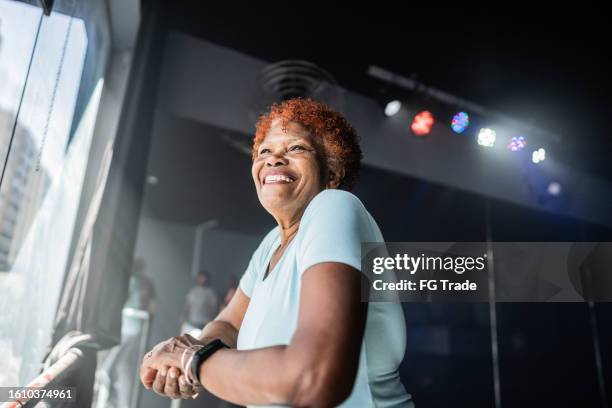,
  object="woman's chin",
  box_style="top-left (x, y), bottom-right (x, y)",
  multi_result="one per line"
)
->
top-left (260, 193), bottom-right (297, 212)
